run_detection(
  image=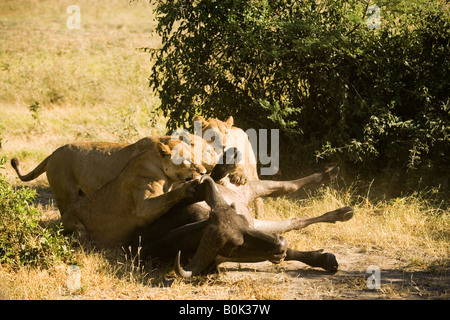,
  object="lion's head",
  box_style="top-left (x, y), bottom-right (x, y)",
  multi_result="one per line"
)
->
top-left (158, 139), bottom-right (207, 183)
top-left (193, 115), bottom-right (234, 152)
top-left (186, 133), bottom-right (218, 172)
top-left (160, 133), bottom-right (219, 174)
